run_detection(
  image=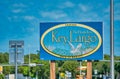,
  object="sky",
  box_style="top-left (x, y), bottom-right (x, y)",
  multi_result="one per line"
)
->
top-left (0, 0), bottom-right (120, 56)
